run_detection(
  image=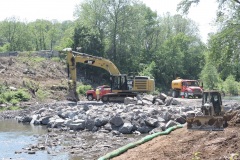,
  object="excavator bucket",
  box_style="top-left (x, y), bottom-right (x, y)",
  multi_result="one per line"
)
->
top-left (66, 80), bottom-right (79, 102)
top-left (187, 115), bottom-right (224, 131)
